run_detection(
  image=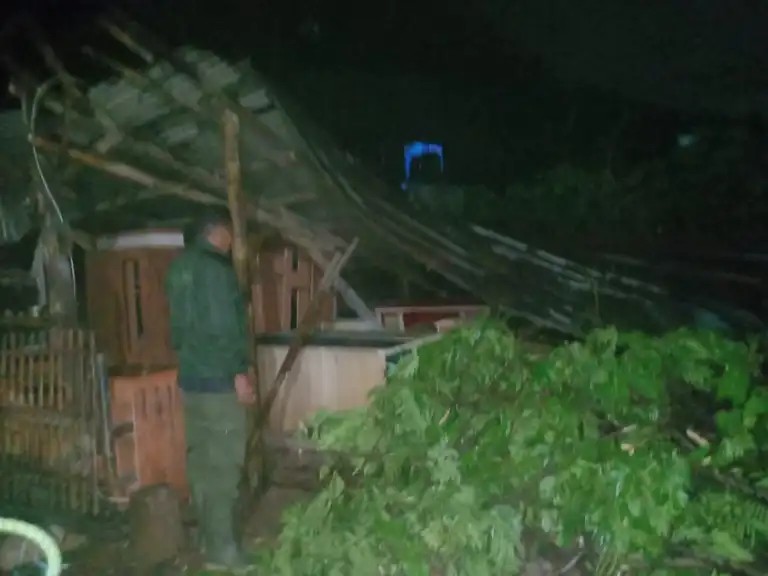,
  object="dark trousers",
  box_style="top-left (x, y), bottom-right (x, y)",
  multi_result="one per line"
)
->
top-left (182, 391), bottom-right (247, 552)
